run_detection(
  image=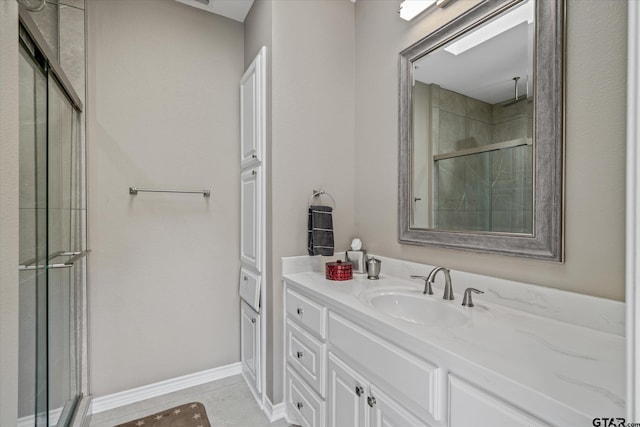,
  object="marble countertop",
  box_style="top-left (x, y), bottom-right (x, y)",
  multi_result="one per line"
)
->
top-left (282, 263), bottom-right (625, 420)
